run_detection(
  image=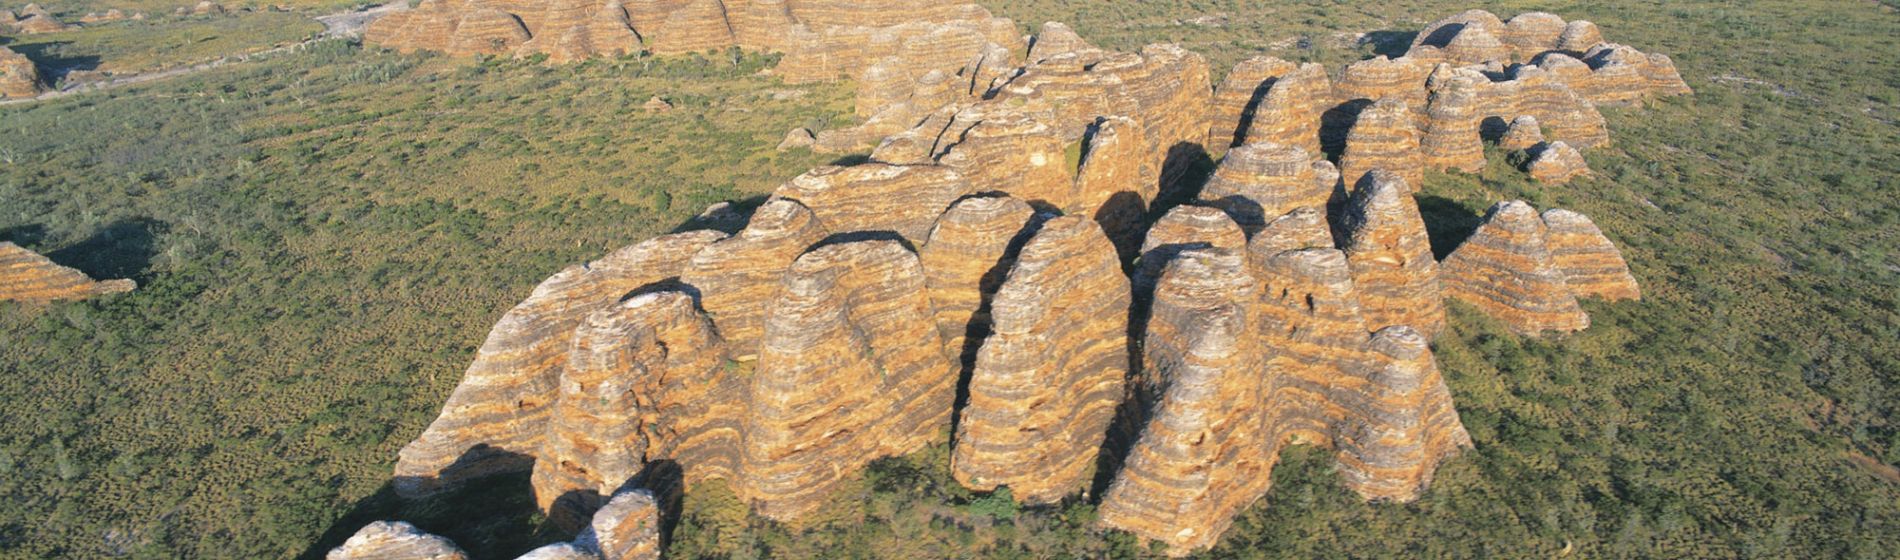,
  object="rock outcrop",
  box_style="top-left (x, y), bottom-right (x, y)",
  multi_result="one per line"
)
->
top-left (588, 488), bottom-right (664, 560)
top-left (1527, 141), bottom-right (1591, 184)
top-left (739, 239), bottom-right (957, 520)
top-left (771, 163), bottom-right (970, 245)
top-left (953, 216), bottom-right (1128, 503)
top-left (1333, 326), bottom-right (1473, 501)
top-left (1499, 115), bottom-right (1545, 151)
top-left (1241, 62), bottom-right (1331, 157)
top-left (919, 195), bottom-right (1038, 362)
top-left (0, 46), bottom-right (44, 100)
top-left (679, 200), bottom-right (828, 359)
top-left (1541, 208), bottom-right (1641, 301)
top-left (327, 522), bottom-right (468, 560)
top-left (12, 4), bottom-right (68, 34)
top-left (1335, 170), bottom-right (1445, 337)
top-left (1207, 56), bottom-right (1296, 153)
top-left (1199, 142), bottom-right (1326, 235)
top-left (0, 242), bottom-right (136, 301)
top-left (1440, 201), bottom-right (1590, 335)
top-left (1339, 99), bottom-right (1423, 195)
top-left (1419, 68), bottom-right (1487, 173)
